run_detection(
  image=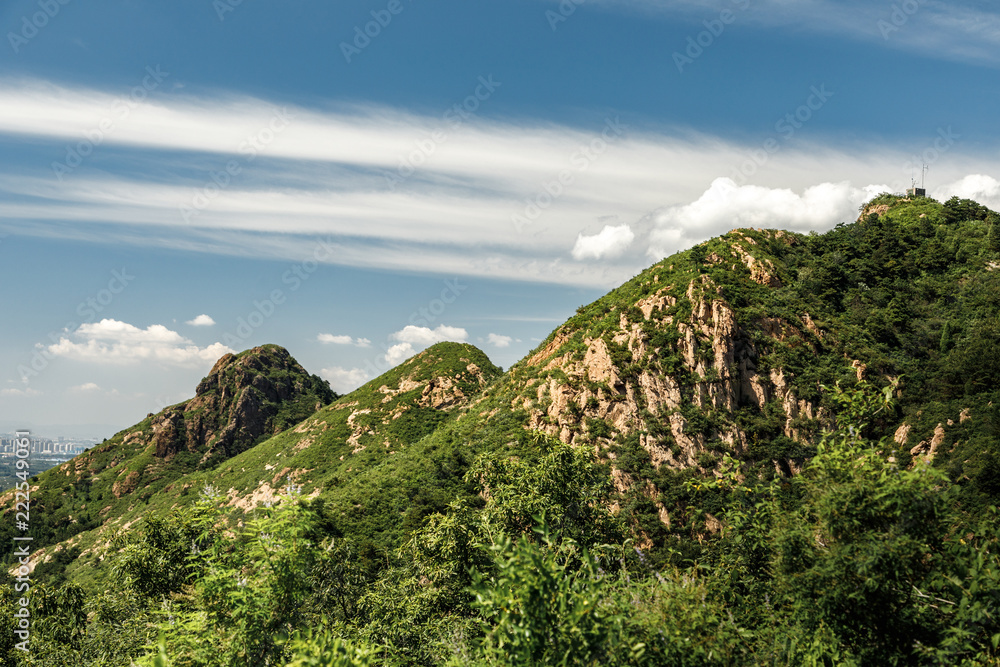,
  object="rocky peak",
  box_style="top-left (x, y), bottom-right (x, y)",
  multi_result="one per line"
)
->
top-left (374, 343), bottom-right (501, 411)
top-left (161, 345), bottom-right (335, 462)
top-left (82, 345), bottom-right (336, 498)
top-left (510, 231), bottom-right (840, 501)
top-left (195, 345), bottom-right (304, 402)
